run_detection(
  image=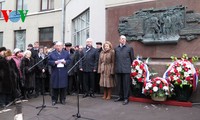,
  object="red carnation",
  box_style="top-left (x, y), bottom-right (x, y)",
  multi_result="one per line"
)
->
top-left (131, 72), bottom-right (137, 77)
top-left (138, 78), bottom-right (143, 82)
top-left (174, 69), bottom-right (178, 73)
top-left (184, 67), bottom-right (188, 72)
top-left (186, 77), bottom-right (191, 81)
top-left (149, 90), bottom-right (153, 94)
top-left (177, 79), bottom-right (182, 84)
top-left (134, 61), bottom-right (139, 65)
top-left (159, 83), bottom-right (163, 89)
top-left (140, 64), bottom-right (144, 69)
